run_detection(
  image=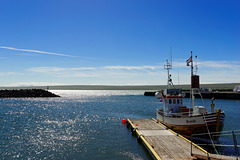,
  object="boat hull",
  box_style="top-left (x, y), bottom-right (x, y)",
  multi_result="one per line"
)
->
top-left (157, 112), bottom-right (225, 140)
